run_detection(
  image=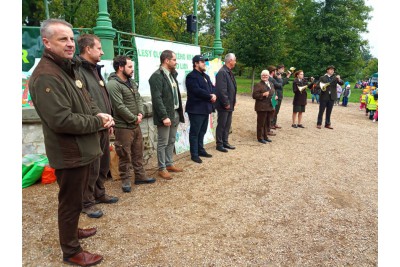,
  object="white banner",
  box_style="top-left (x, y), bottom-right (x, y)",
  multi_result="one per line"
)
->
top-left (135, 36), bottom-right (201, 96)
